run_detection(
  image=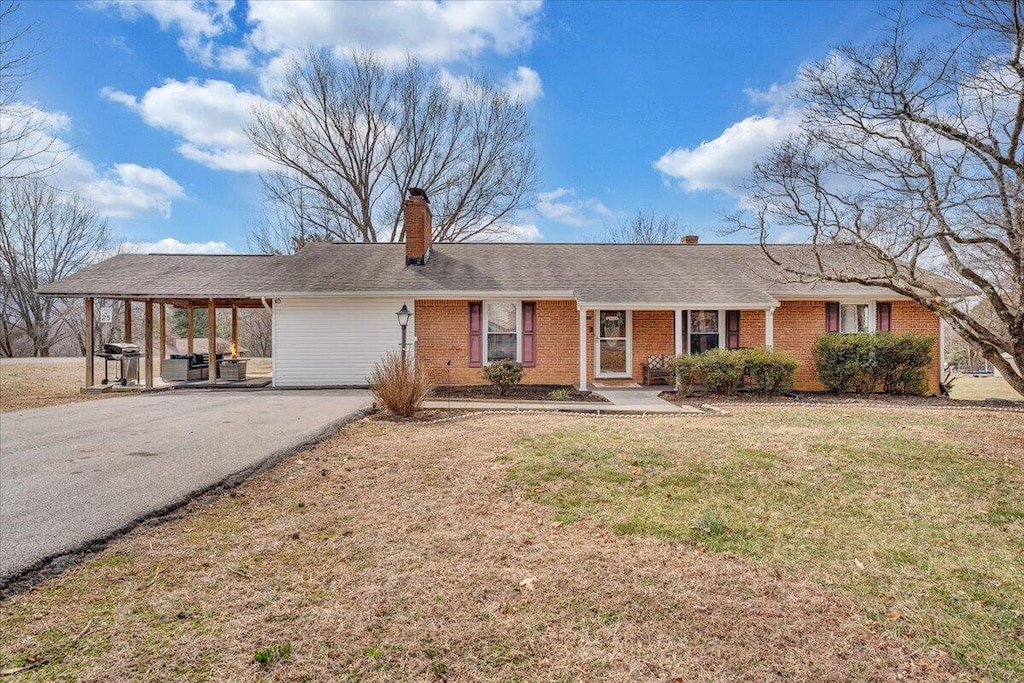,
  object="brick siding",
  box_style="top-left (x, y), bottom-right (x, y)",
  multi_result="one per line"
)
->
top-left (773, 300), bottom-right (941, 393)
top-left (414, 299), bottom-right (941, 393)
